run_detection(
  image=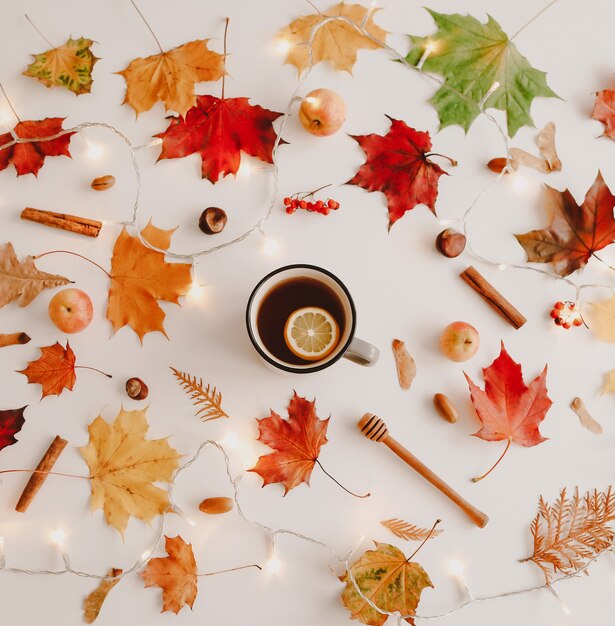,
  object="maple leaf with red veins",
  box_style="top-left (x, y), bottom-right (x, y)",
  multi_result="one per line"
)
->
top-left (0, 118), bottom-right (74, 176)
top-left (465, 342), bottom-right (552, 482)
top-left (592, 89), bottom-right (615, 140)
top-left (347, 116), bottom-right (453, 229)
top-left (156, 95), bottom-right (284, 183)
top-left (515, 172), bottom-right (615, 277)
top-left (0, 406), bottom-right (26, 454)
